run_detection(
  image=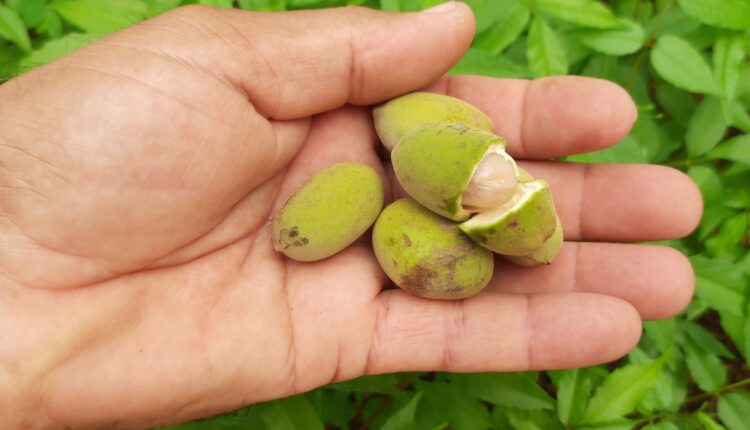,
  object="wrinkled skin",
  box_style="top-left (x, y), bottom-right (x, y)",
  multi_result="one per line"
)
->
top-left (0, 4), bottom-right (702, 429)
